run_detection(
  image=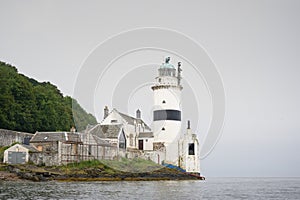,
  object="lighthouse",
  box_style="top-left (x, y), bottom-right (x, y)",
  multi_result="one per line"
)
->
top-left (151, 57), bottom-right (183, 165)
